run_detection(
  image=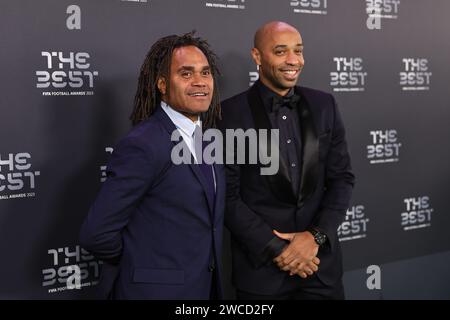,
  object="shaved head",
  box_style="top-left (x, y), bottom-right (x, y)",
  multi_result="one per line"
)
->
top-left (254, 21), bottom-right (300, 50)
top-left (251, 21), bottom-right (304, 96)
